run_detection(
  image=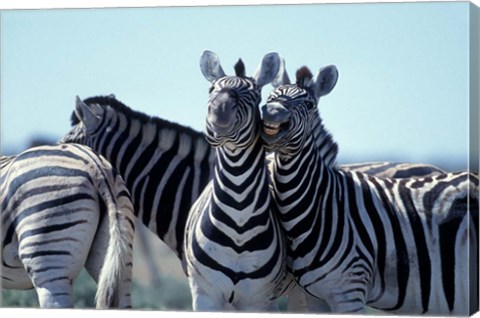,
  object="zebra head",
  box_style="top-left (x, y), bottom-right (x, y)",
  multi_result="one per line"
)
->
top-left (200, 50), bottom-right (281, 149)
top-left (60, 96), bottom-right (107, 146)
top-left (261, 65), bottom-right (338, 158)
